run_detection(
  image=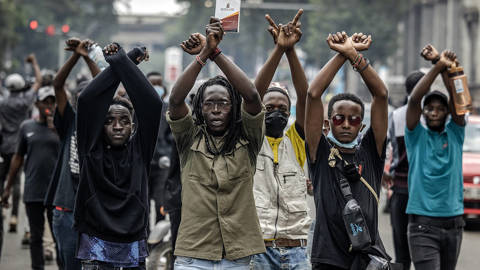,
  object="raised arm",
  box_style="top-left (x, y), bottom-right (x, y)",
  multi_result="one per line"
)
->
top-left (353, 43), bottom-right (388, 156)
top-left (104, 43), bottom-right (163, 161)
top-left (305, 33), bottom-right (349, 161)
top-left (53, 38), bottom-right (86, 116)
top-left (209, 18), bottom-right (262, 115)
top-left (169, 33), bottom-right (207, 120)
top-left (25, 54), bottom-right (42, 91)
top-left (406, 45), bottom-right (456, 130)
top-left (76, 47), bottom-right (147, 156)
top-left (284, 11), bottom-right (307, 131)
top-left (254, 14), bottom-right (286, 100)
